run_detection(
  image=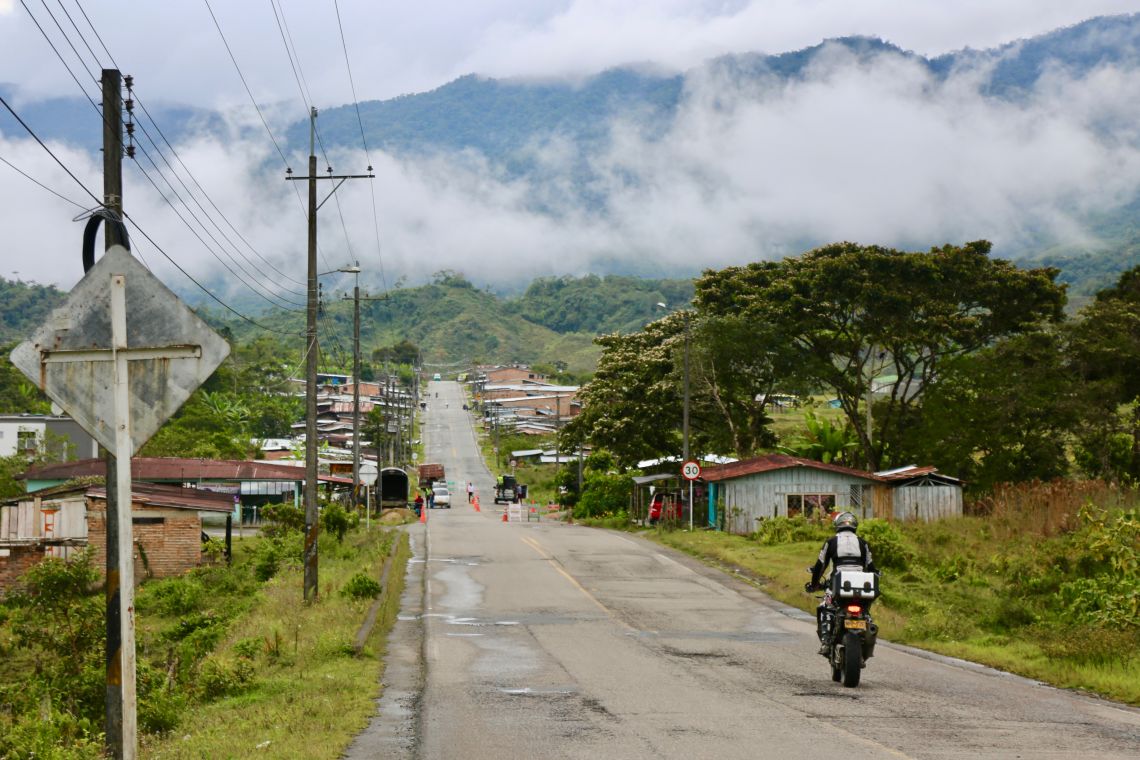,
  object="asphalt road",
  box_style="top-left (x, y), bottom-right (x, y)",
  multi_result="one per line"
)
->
top-left (347, 380), bottom-right (1140, 759)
